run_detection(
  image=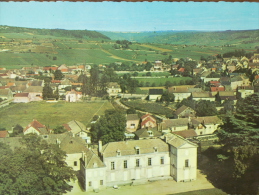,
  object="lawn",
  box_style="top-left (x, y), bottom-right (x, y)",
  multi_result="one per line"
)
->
top-left (0, 101), bottom-right (114, 130)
